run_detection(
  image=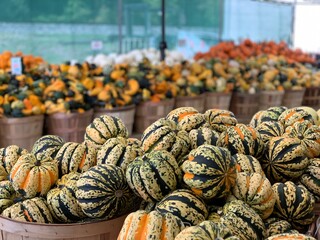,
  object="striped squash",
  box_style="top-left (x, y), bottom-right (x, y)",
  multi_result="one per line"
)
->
top-left (221, 200), bottom-right (267, 240)
top-left (117, 210), bottom-right (185, 240)
top-left (256, 121), bottom-right (285, 144)
top-left (2, 197), bottom-right (53, 223)
top-left (166, 107), bottom-right (199, 123)
top-left (155, 189), bottom-right (208, 226)
top-left (232, 154), bottom-right (264, 175)
top-left (189, 127), bottom-right (219, 149)
top-left (283, 121), bottom-right (320, 158)
top-left (265, 218), bottom-right (298, 237)
top-left (0, 165), bottom-right (8, 181)
top-left (250, 106), bottom-right (287, 128)
top-left (217, 124), bottom-right (264, 158)
top-left (0, 180), bottom-right (16, 213)
top-left (175, 221), bottom-right (239, 240)
top-left (76, 164), bottom-right (134, 219)
top-left (299, 158), bottom-right (320, 201)
top-left (141, 118), bottom-right (190, 161)
top-left (204, 109), bottom-right (238, 133)
top-left (97, 137), bottom-right (143, 171)
top-left (10, 153), bottom-right (58, 198)
top-left (230, 172), bottom-right (275, 219)
top-left (139, 201), bottom-right (156, 213)
top-left (182, 145), bottom-right (237, 200)
top-left (272, 181), bottom-right (315, 232)
top-left (278, 107), bottom-right (315, 128)
top-left (266, 233), bottom-right (316, 240)
top-left (84, 115), bottom-right (128, 149)
top-left (31, 135), bottom-right (65, 160)
top-left (47, 172), bottom-right (85, 223)
top-left (55, 142), bottom-right (96, 177)
top-left (126, 150), bottom-right (181, 202)
top-left (260, 137), bottom-right (309, 183)
top-left (0, 145), bottom-right (28, 174)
